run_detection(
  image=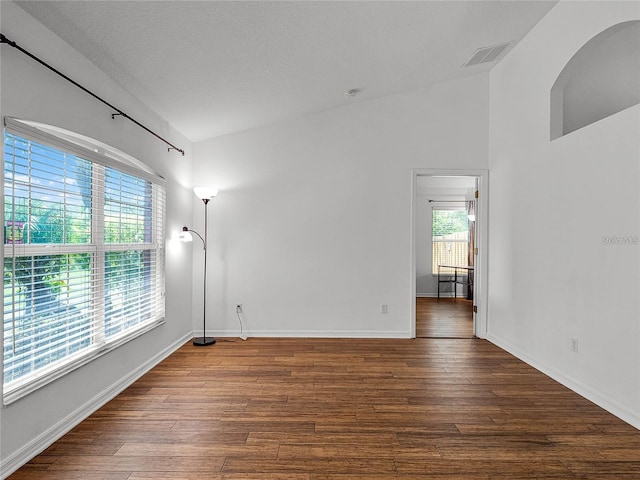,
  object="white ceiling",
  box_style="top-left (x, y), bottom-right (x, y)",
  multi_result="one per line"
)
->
top-left (15, 0), bottom-right (558, 143)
